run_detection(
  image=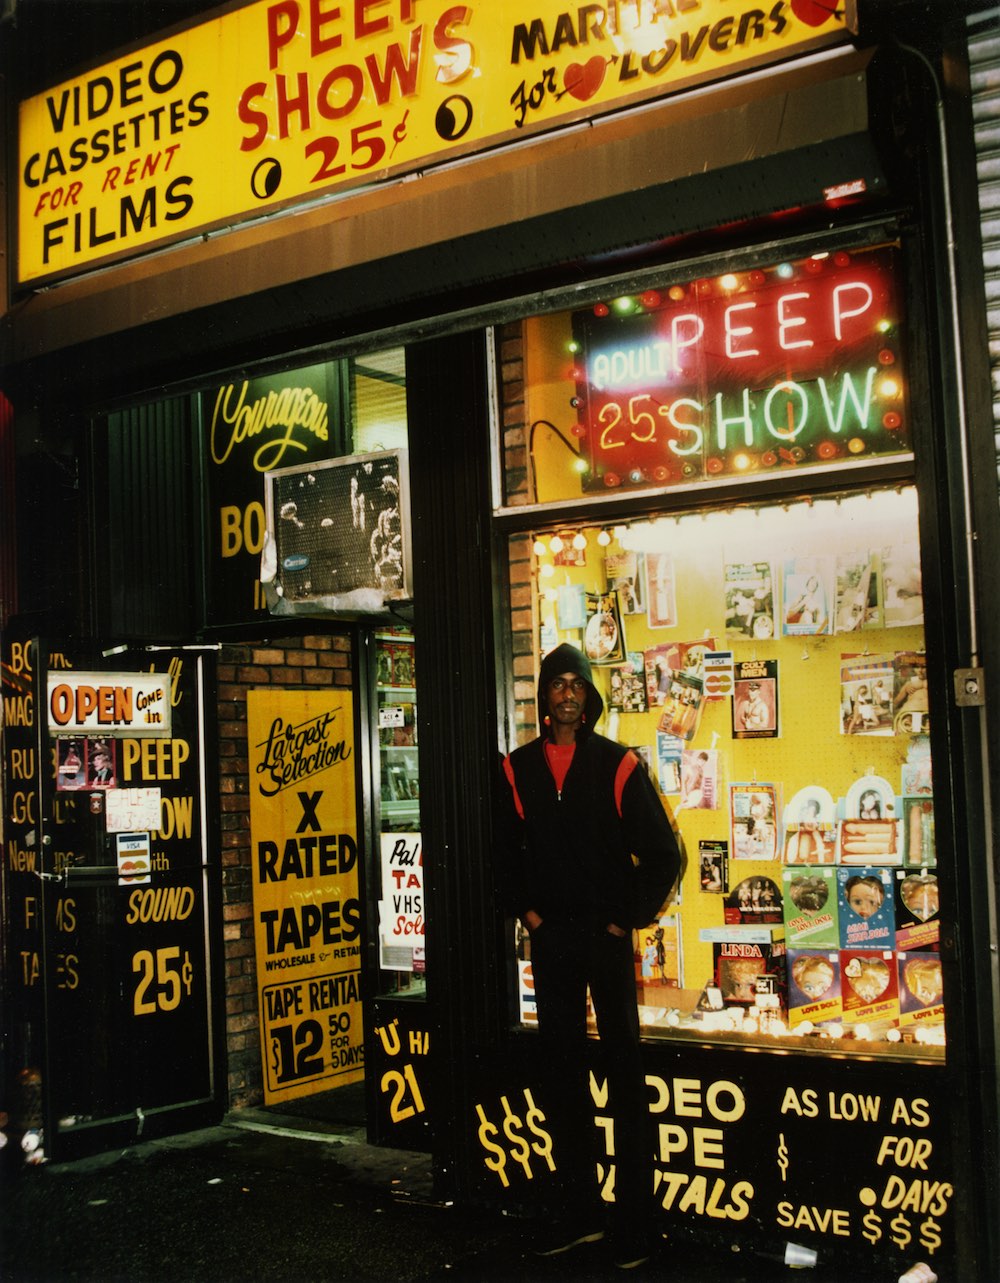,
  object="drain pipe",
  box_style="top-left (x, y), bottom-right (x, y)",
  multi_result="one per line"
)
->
top-left (897, 40), bottom-right (982, 673)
